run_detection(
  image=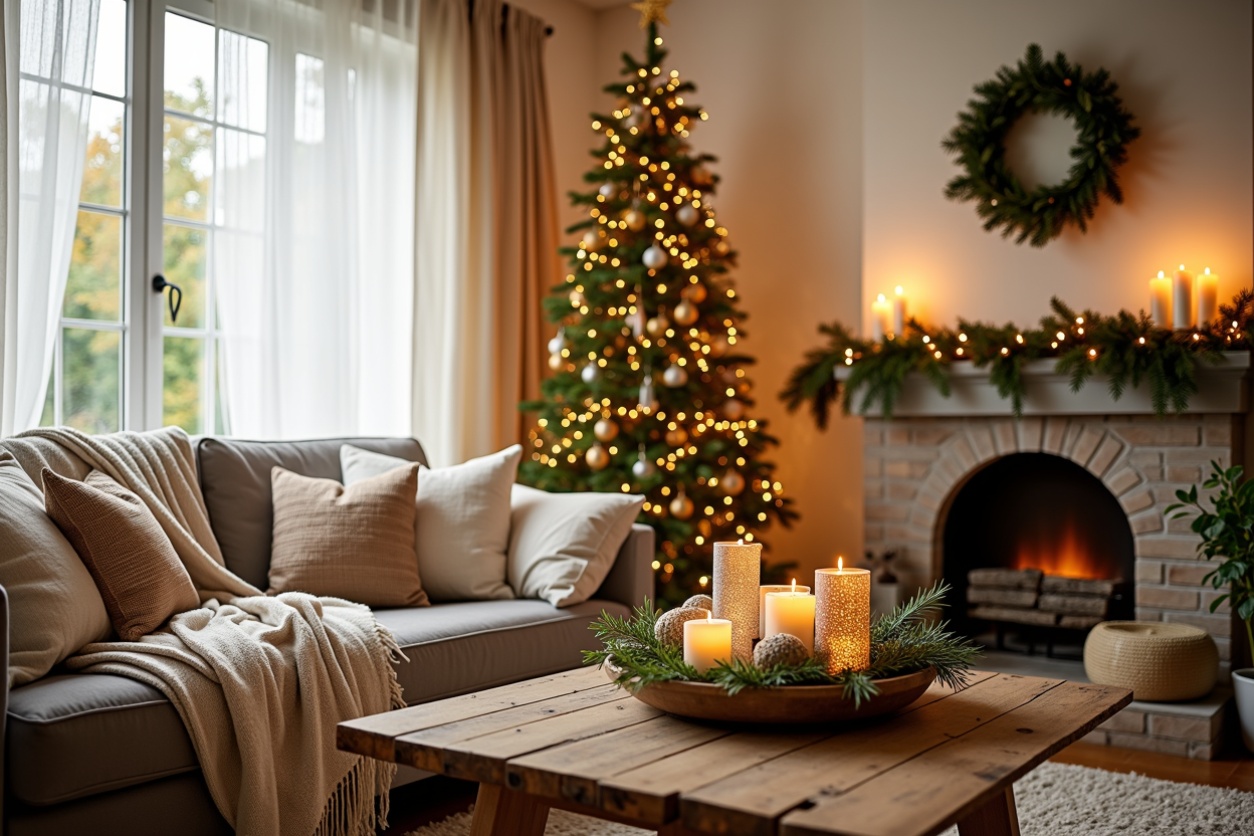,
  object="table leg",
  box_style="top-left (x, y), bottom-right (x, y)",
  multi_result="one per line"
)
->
top-left (469, 783), bottom-right (550, 836)
top-left (956, 786), bottom-right (1020, 836)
